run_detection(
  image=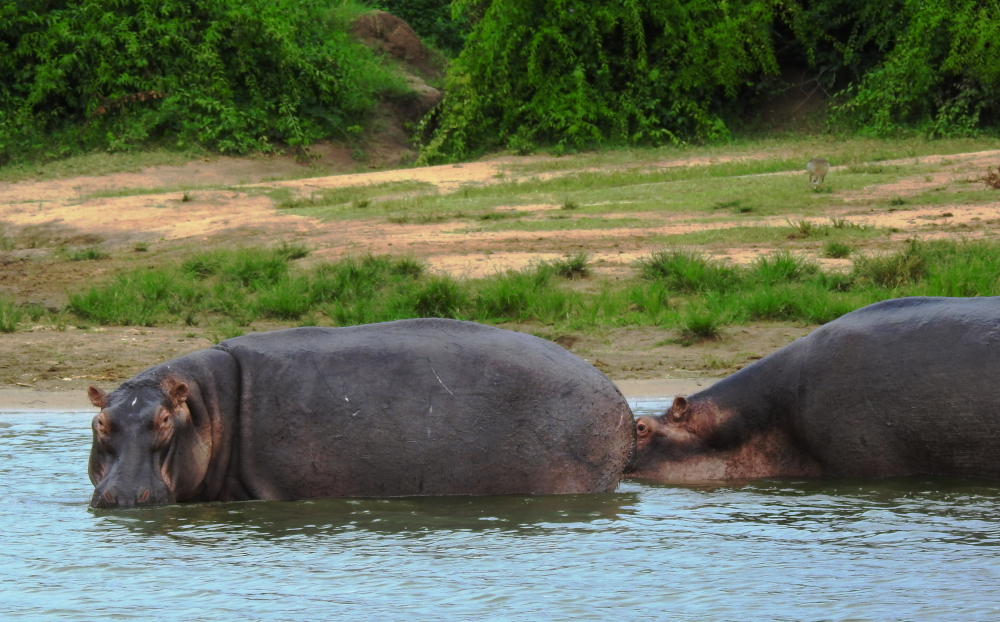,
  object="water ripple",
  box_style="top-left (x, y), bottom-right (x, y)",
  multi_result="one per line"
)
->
top-left (2, 411), bottom-right (1000, 621)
